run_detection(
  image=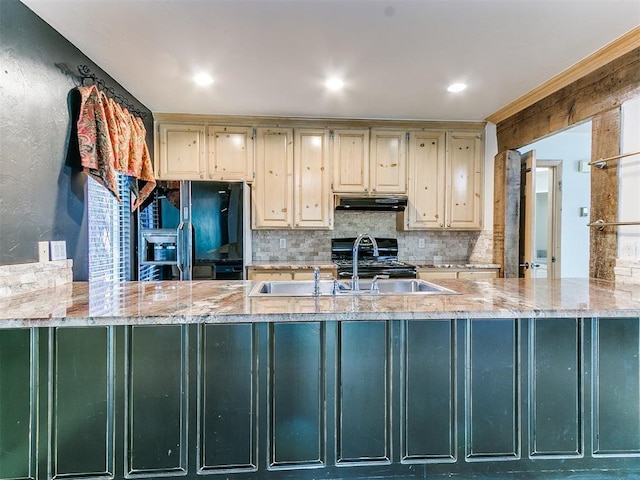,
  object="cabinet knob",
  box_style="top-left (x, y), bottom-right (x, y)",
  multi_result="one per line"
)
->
top-left (440, 223), bottom-right (444, 227)
top-left (200, 174), bottom-right (204, 179)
